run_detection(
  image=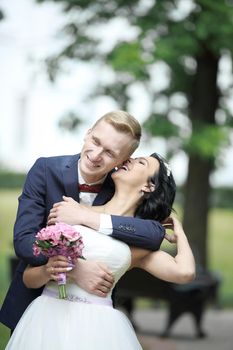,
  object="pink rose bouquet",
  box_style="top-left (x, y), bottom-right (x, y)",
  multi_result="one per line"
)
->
top-left (33, 222), bottom-right (84, 299)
